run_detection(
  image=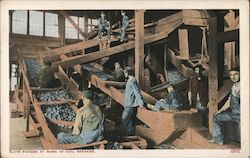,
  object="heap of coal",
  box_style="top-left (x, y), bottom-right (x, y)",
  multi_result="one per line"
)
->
top-left (82, 64), bottom-right (113, 80)
top-left (167, 64), bottom-right (187, 85)
top-left (25, 59), bottom-right (43, 86)
top-left (36, 89), bottom-right (71, 102)
top-left (105, 142), bottom-right (123, 149)
top-left (37, 89), bottom-right (75, 121)
top-left (41, 104), bottom-right (76, 122)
